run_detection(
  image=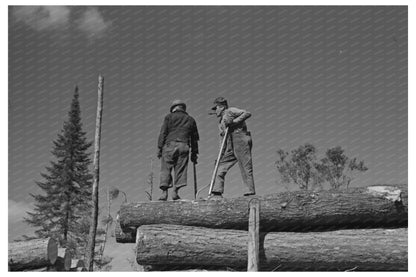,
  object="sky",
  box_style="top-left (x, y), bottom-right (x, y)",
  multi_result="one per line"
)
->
top-left (7, 5), bottom-right (408, 271)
